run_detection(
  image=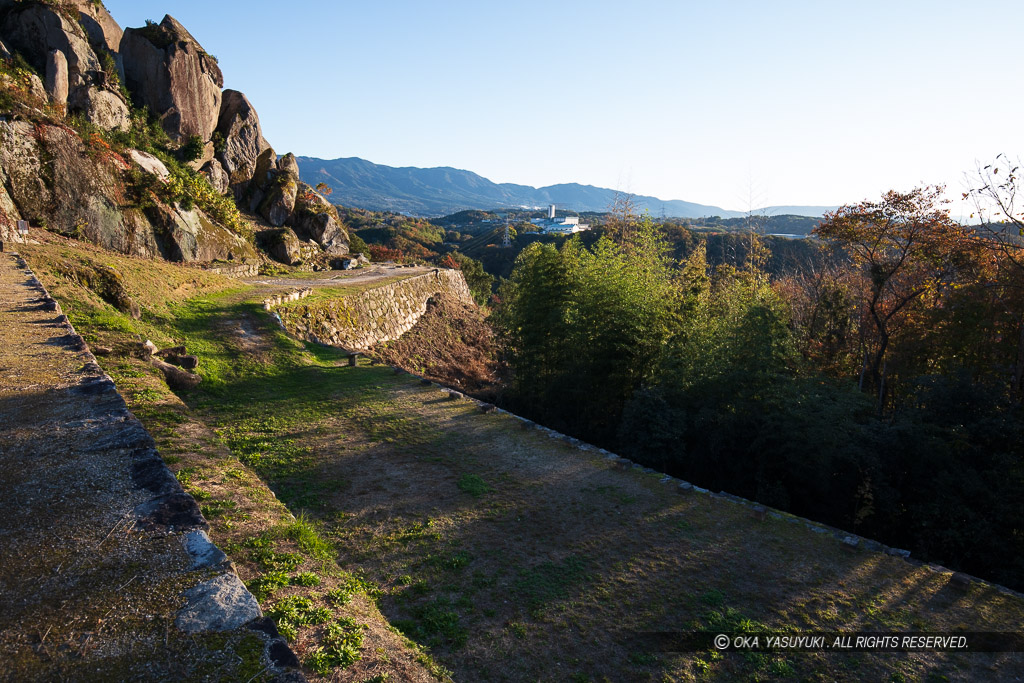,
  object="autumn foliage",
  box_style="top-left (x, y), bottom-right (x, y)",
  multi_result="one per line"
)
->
top-left (496, 187), bottom-right (1024, 590)
top-left (813, 186), bottom-right (982, 411)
